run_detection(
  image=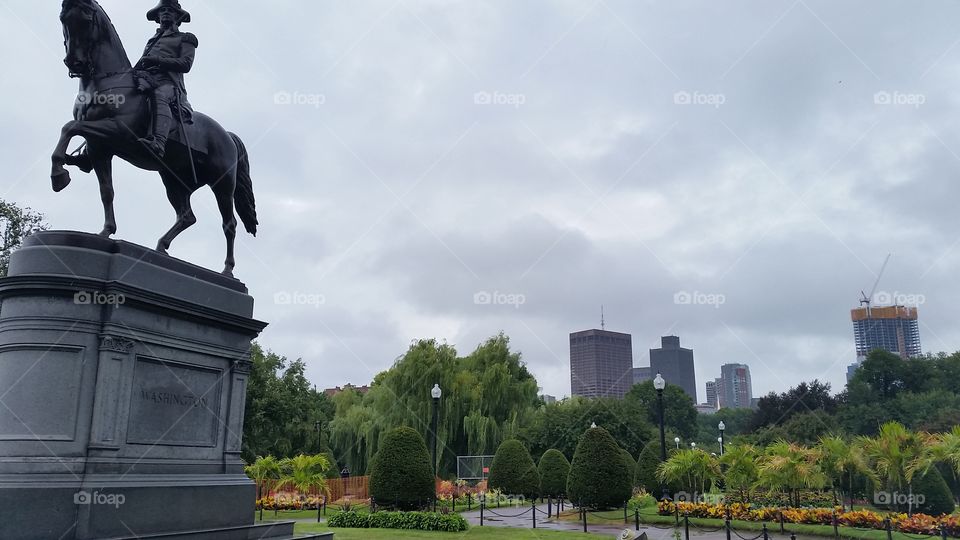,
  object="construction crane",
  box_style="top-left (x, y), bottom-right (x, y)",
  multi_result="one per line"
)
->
top-left (860, 254), bottom-right (892, 317)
